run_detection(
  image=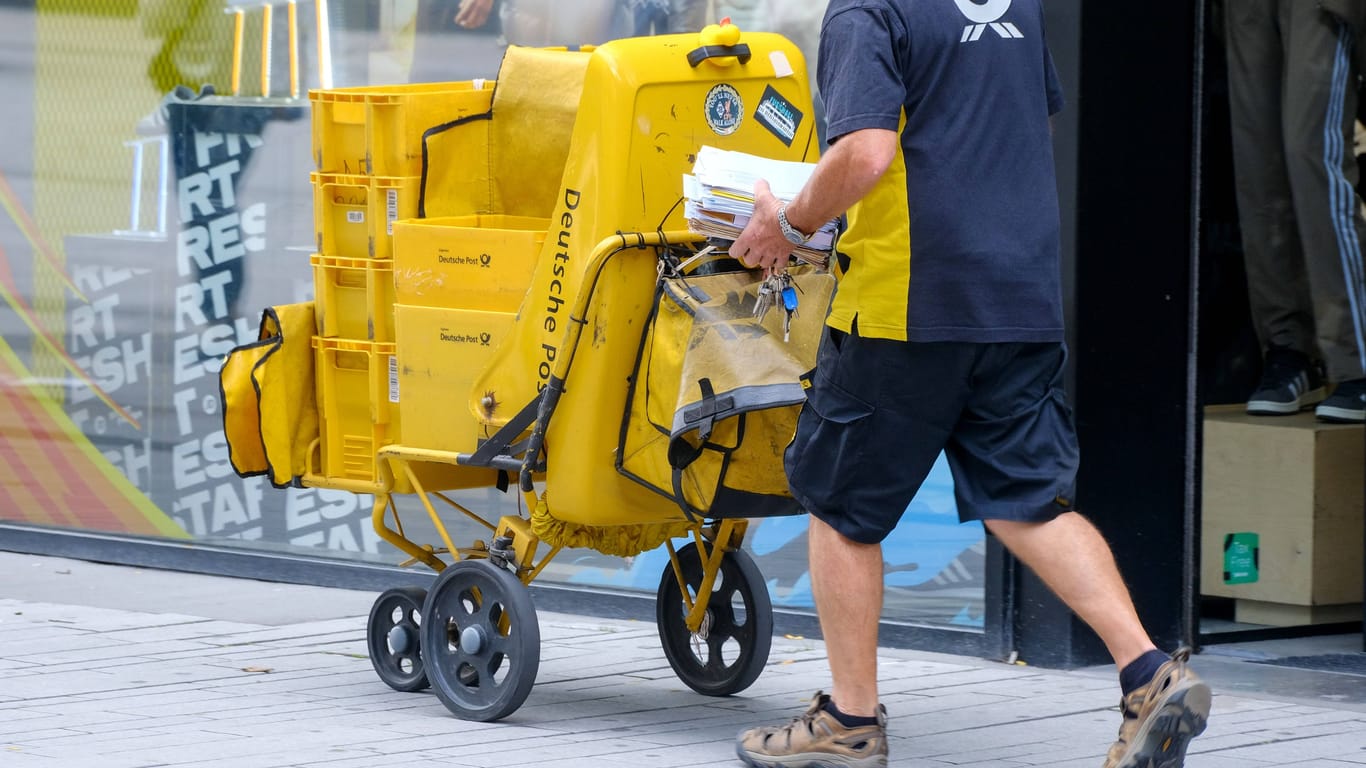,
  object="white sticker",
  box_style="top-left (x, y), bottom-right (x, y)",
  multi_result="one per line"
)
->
top-left (770, 51), bottom-right (794, 78)
top-left (346, 210), bottom-right (364, 224)
top-left (388, 355), bottom-right (399, 402)
top-left (386, 189), bottom-right (398, 235)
